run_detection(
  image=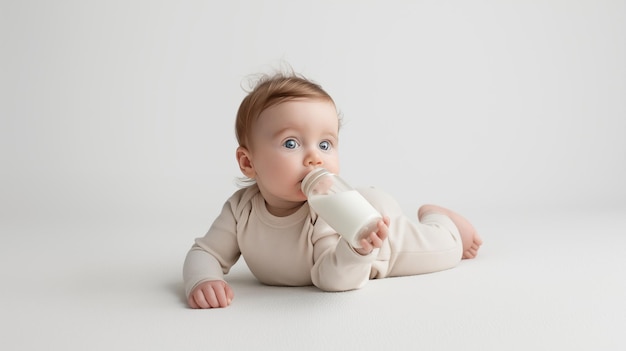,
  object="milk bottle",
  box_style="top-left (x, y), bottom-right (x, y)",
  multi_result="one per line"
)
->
top-left (301, 168), bottom-right (382, 248)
